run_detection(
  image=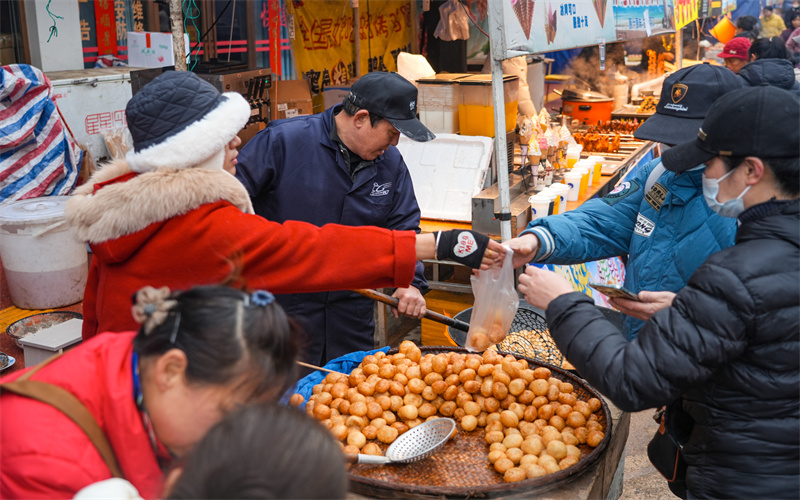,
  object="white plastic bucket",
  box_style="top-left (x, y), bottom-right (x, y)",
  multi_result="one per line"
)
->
top-left (0, 196), bottom-right (88, 309)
